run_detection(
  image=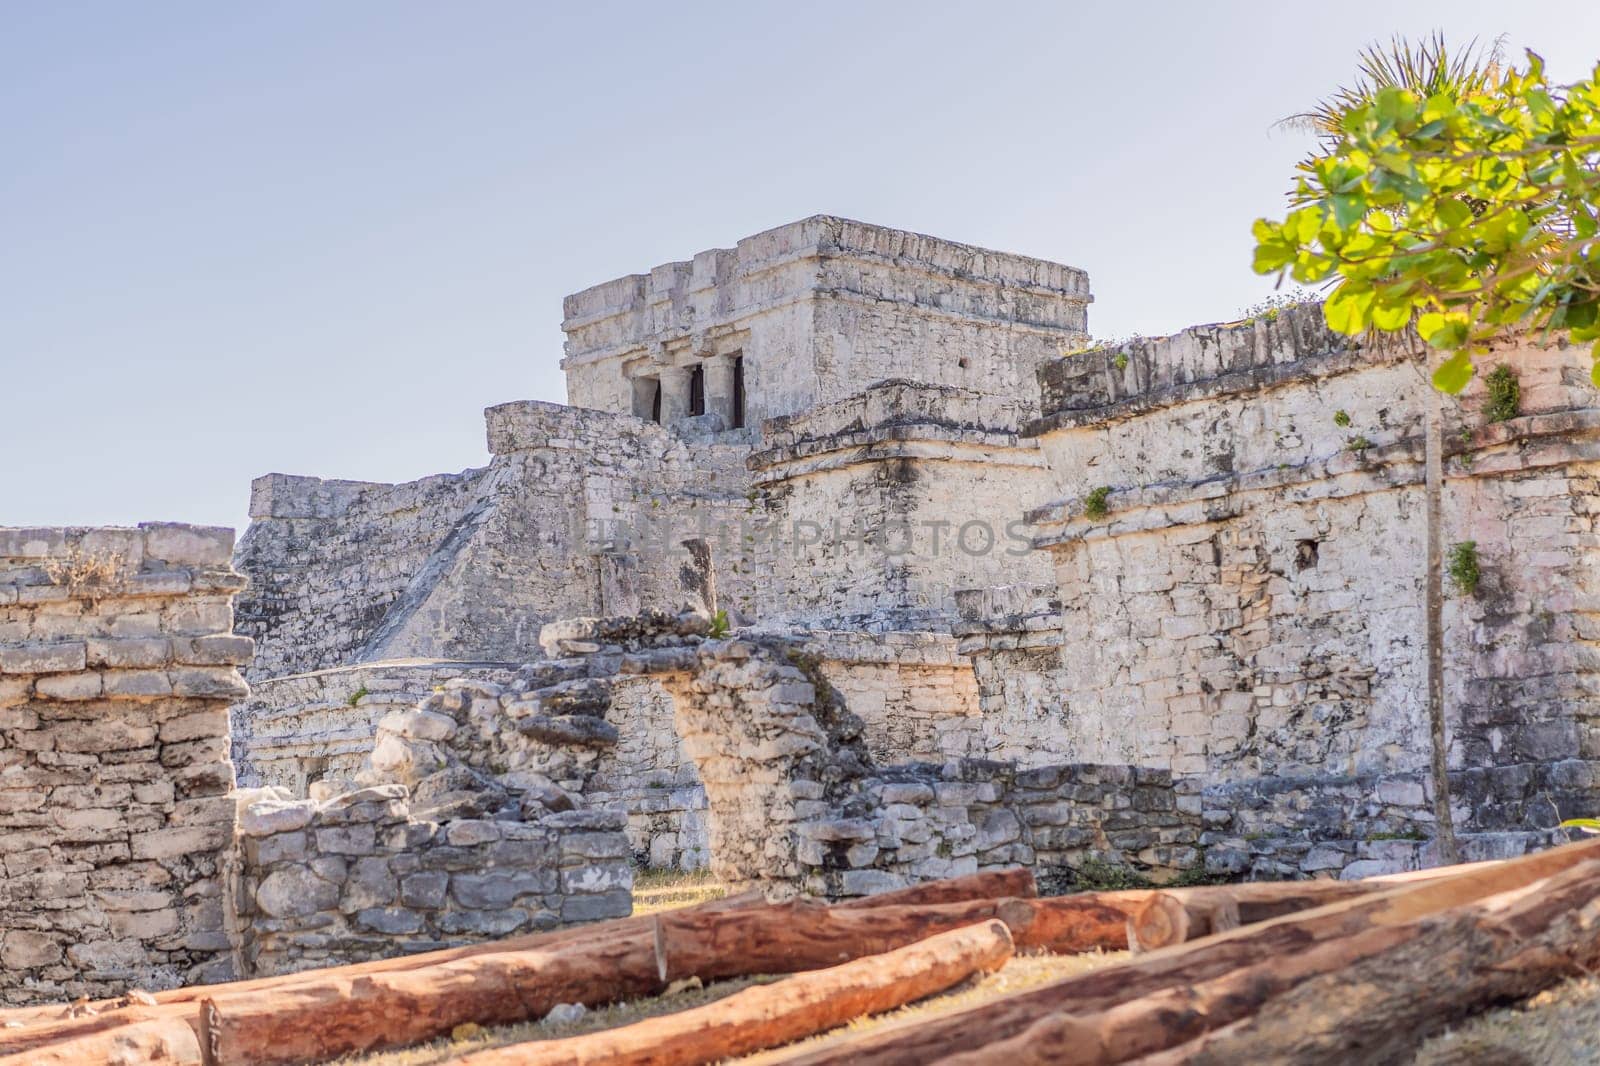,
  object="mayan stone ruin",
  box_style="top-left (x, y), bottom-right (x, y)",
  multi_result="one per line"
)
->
top-left (4, 214), bottom-right (1599, 1009)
